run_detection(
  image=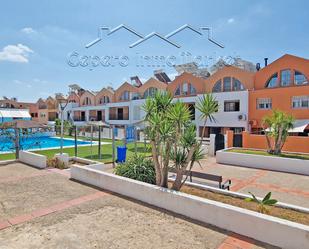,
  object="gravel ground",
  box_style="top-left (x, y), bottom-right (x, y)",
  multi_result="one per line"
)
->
top-left (0, 163), bottom-right (278, 249)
